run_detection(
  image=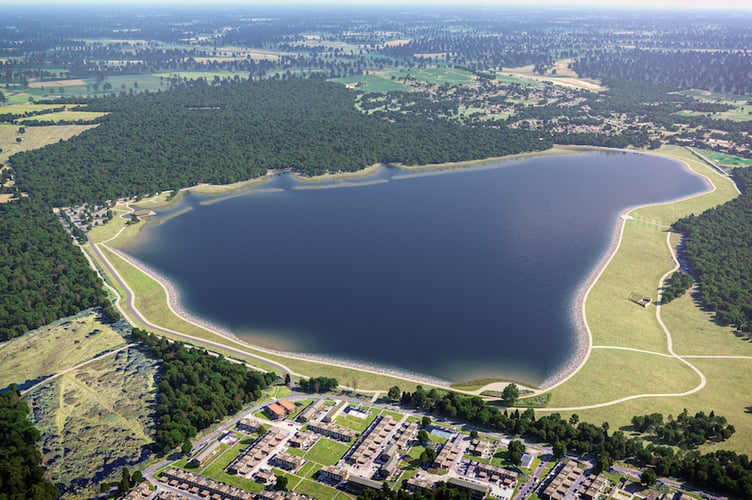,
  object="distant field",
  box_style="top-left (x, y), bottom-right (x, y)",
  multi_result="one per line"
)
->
top-left (0, 103), bottom-right (62, 114)
top-left (385, 67), bottom-right (477, 85)
top-left (0, 123), bottom-right (97, 166)
top-left (495, 74), bottom-right (541, 87)
top-left (693, 148), bottom-right (752, 167)
top-left (0, 310), bottom-right (126, 390)
top-left (675, 89), bottom-right (752, 122)
top-left (19, 111), bottom-right (108, 123)
top-left (330, 74), bottom-right (409, 93)
top-left (503, 61), bottom-right (605, 91)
